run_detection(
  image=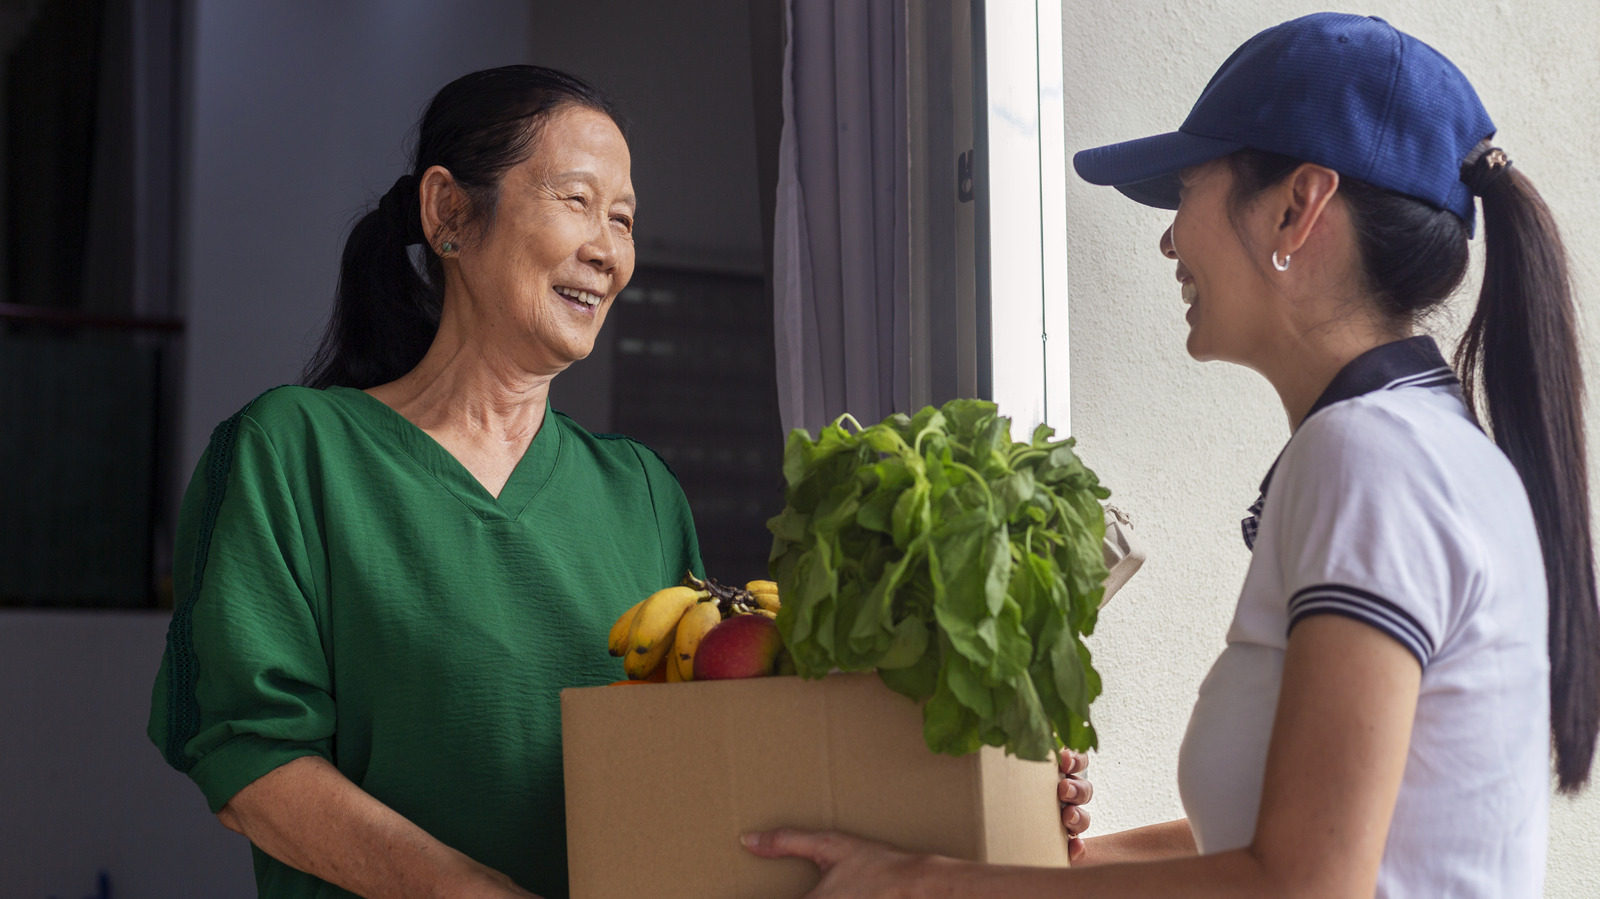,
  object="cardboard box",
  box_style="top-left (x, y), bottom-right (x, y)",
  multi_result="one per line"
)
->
top-left (561, 672), bottom-right (1070, 898)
